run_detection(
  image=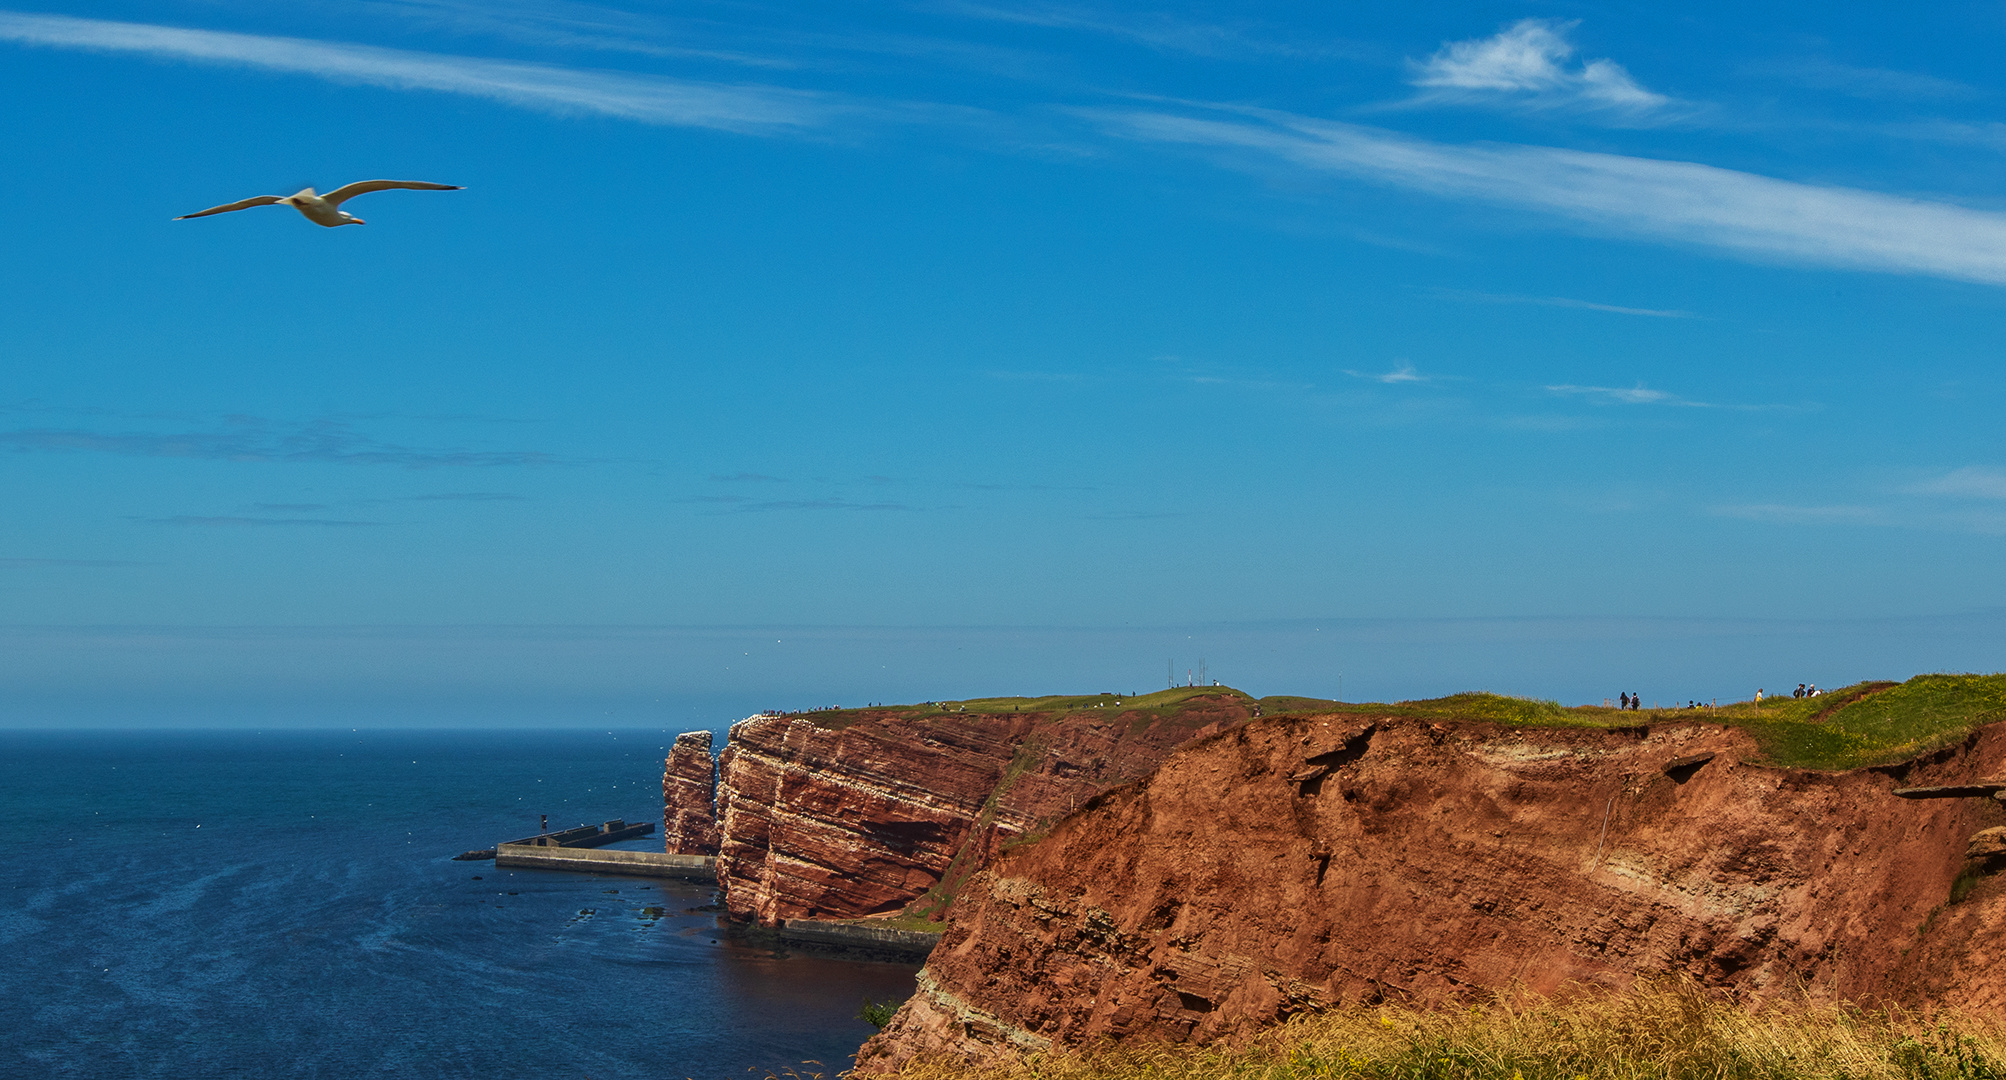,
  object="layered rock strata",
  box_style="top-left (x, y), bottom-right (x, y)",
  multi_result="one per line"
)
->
top-left (662, 730), bottom-right (721, 856)
top-left (709, 695), bottom-right (1253, 925)
top-left (858, 715), bottom-right (2006, 1073)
